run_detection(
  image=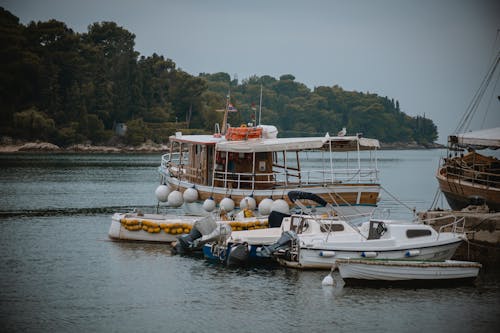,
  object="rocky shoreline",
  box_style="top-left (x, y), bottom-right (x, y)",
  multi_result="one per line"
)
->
top-left (0, 140), bottom-right (445, 153)
top-left (0, 141), bottom-right (169, 153)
